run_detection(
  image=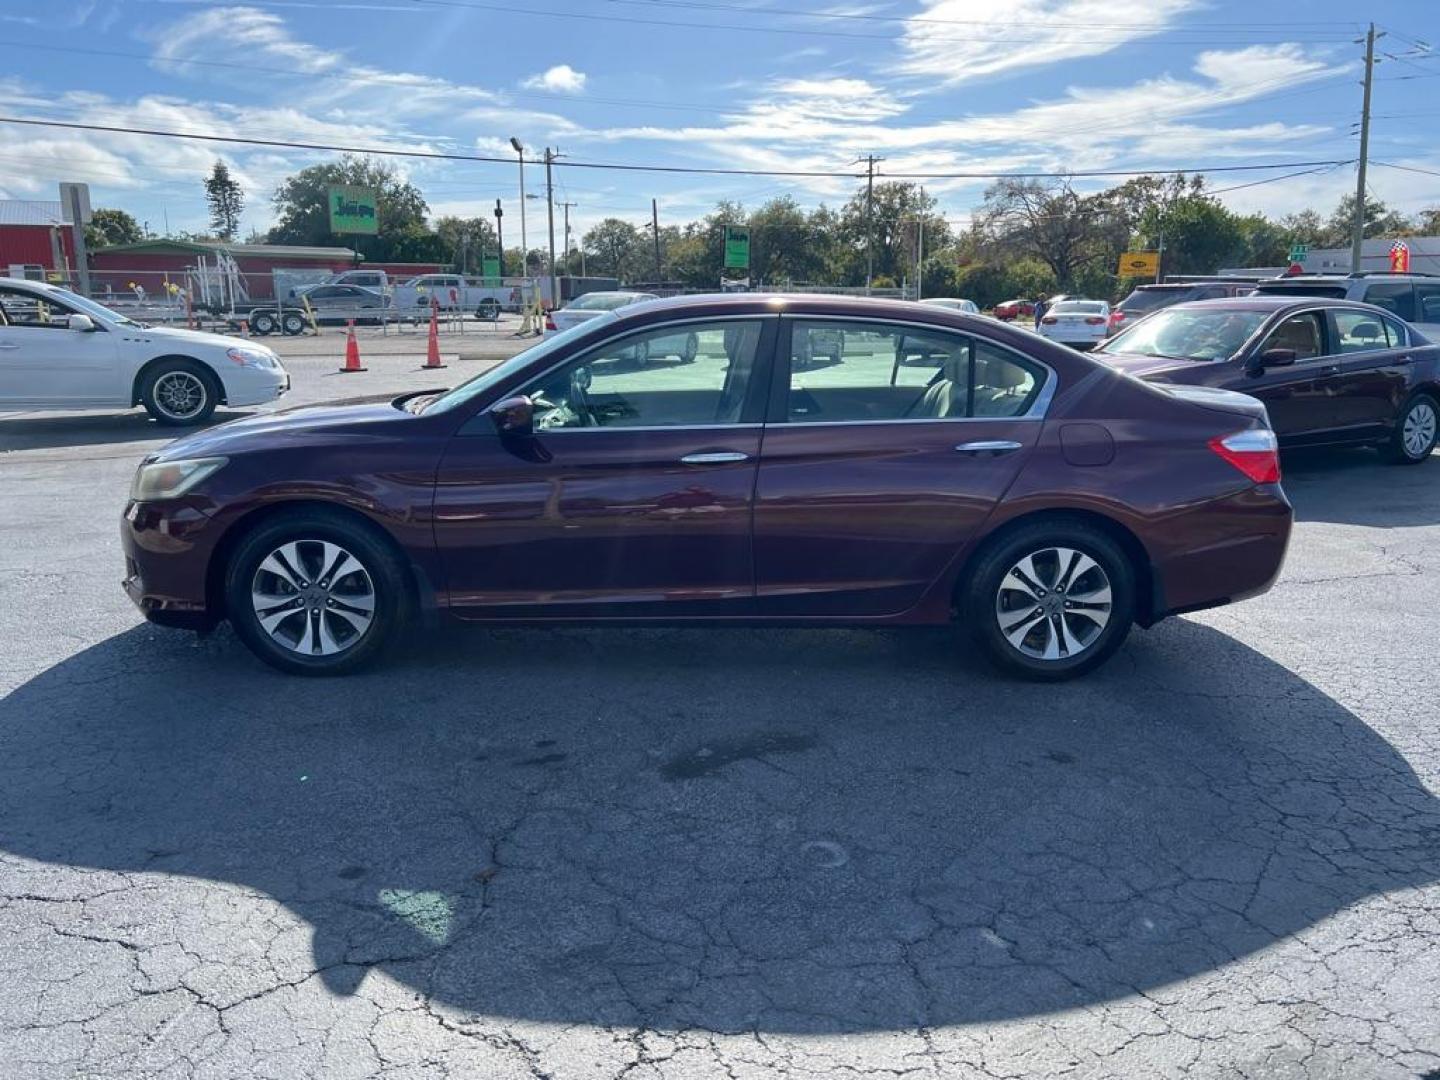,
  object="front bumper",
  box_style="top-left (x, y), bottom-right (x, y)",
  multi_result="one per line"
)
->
top-left (120, 500), bottom-right (223, 630)
top-left (223, 366), bottom-right (289, 407)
